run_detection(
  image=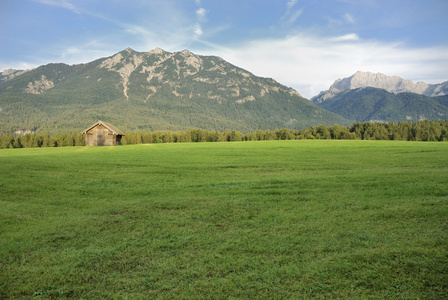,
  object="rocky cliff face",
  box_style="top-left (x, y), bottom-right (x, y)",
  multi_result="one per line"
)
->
top-left (312, 71), bottom-right (448, 103)
top-left (97, 47), bottom-right (302, 102)
top-left (0, 69), bottom-right (31, 82)
top-left (331, 71), bottom-right (431, 94)
top-left (25, 75), bottom-right (55, 94)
